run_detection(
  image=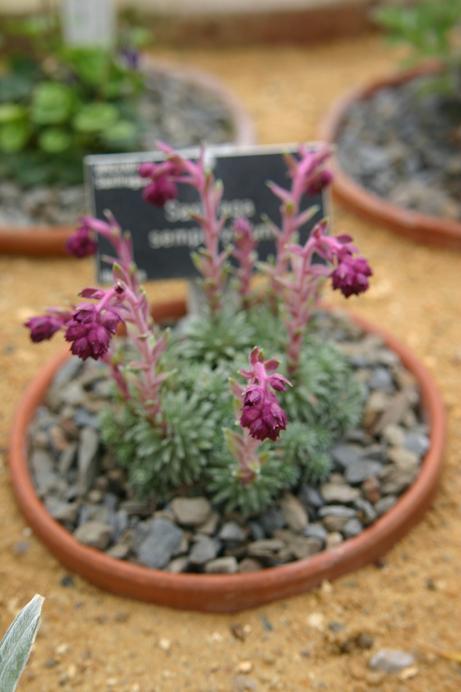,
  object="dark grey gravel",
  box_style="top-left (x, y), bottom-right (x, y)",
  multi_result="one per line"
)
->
top-left (336, 74), bottom-right (461, 221)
